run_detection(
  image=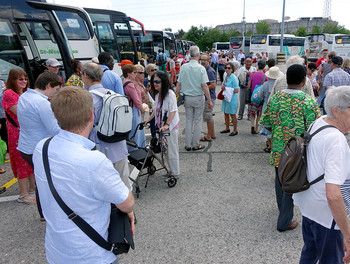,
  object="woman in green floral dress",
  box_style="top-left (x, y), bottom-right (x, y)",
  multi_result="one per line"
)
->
top-left (260, 64), bottom-right (321, 232)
